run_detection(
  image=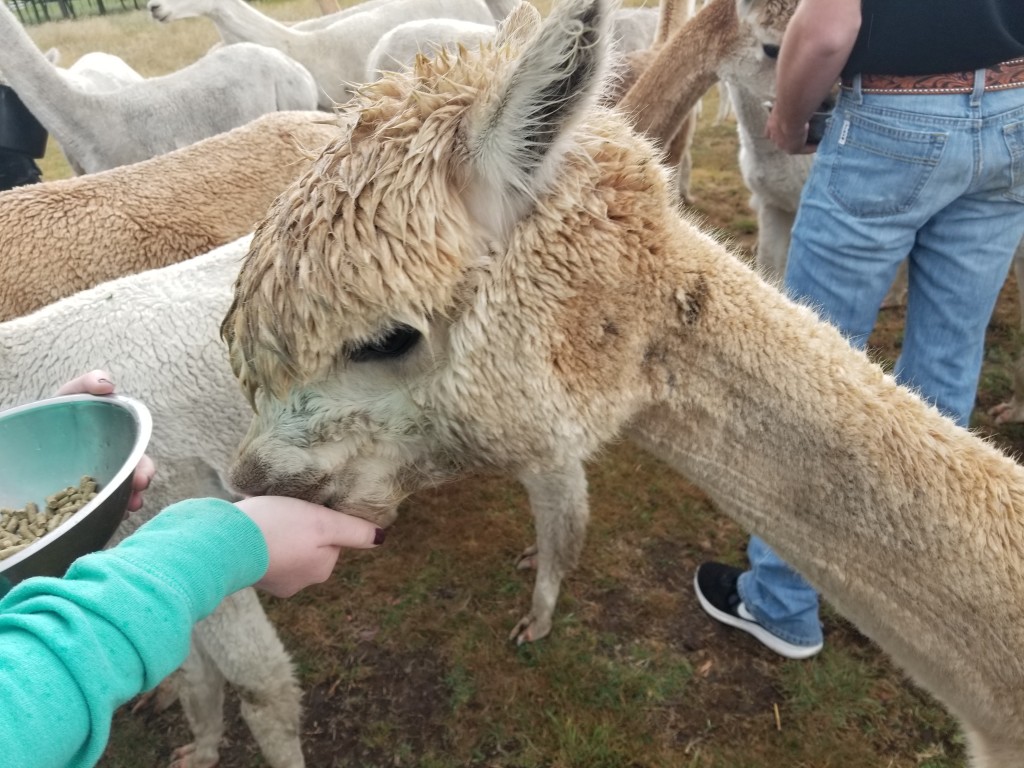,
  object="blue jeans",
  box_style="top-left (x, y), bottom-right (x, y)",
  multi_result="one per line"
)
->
top-left (738, 71), bottom-right (1024, 648)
